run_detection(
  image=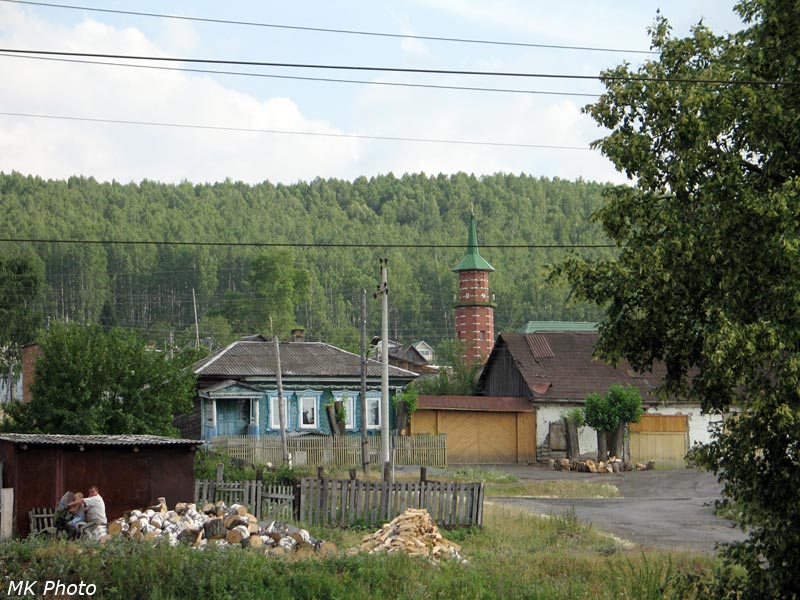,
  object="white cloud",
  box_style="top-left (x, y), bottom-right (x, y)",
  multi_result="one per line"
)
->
top-left (0, 5), bottom-right (360, 184)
